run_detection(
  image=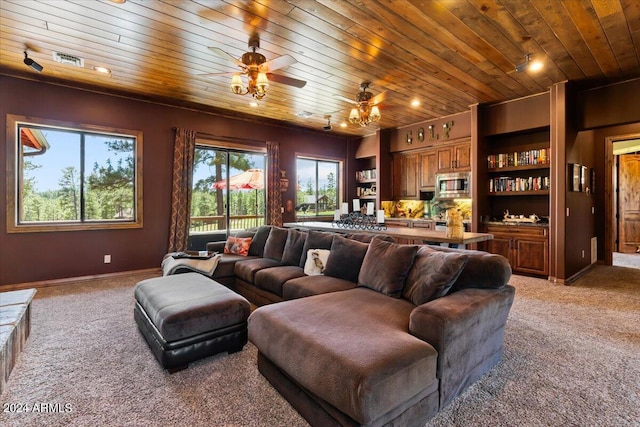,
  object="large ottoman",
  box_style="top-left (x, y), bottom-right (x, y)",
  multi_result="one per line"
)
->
top-left (134, 273), bottom-right (250, 372)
